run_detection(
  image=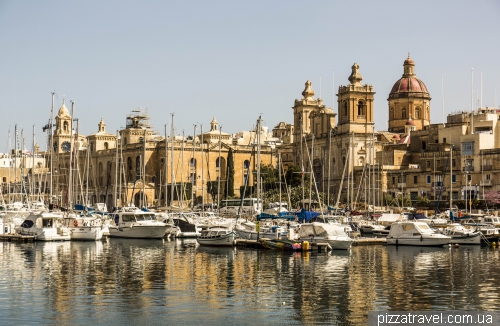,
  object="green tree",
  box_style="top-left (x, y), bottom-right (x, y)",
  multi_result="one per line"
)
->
top-left (226, 148), bottom-right (235, 197)
top-left (285, 165), bottom-right (307, 188)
